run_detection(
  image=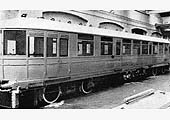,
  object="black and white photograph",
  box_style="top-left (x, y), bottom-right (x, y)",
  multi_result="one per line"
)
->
top-left (1, 0), bottom-right (170, 119)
